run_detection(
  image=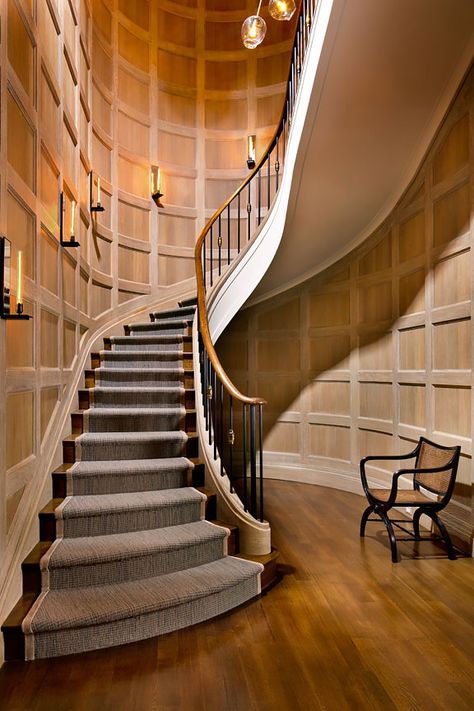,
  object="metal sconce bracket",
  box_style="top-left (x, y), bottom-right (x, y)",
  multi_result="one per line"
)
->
top-left (90, 171), bottom-right (105, 213)
top-left (152, 190), bottom-right (165, 208)
top-left (59, 192), bottom-right (80, 247)
top-left (0, 236), bottom-right (31, 320)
